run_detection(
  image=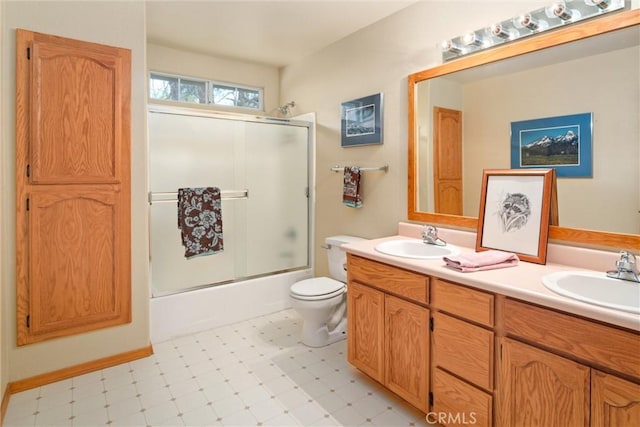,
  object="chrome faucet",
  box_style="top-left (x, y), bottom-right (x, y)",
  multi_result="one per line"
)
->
top-left (606, 251), bottom-right (639, 283)
top-left (422, 225), bottom-right (447, 246)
